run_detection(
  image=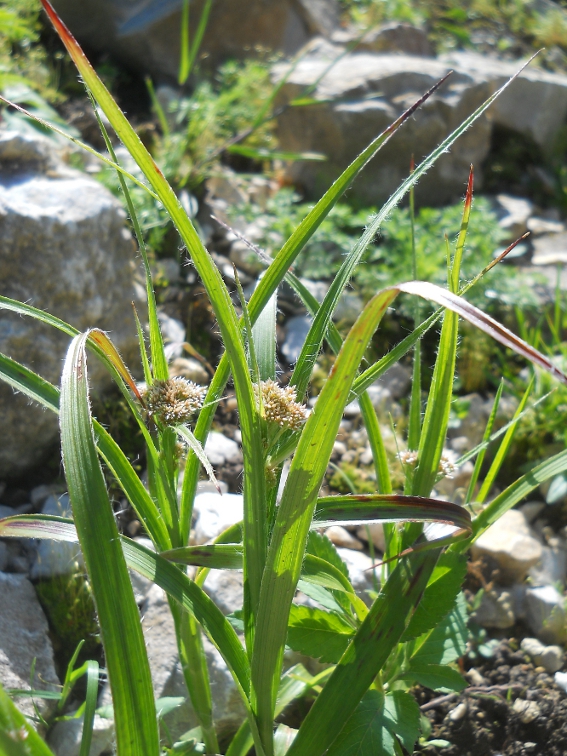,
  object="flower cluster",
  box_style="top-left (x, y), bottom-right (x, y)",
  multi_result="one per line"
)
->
top-left (143, 377), bottom-right (206, 426)
top-left (256, 379), bottom-right (308, 431)
top-left (439, 453), bottom-right (458, 479)
top-left (397, 450), bottom-right (418, 467)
